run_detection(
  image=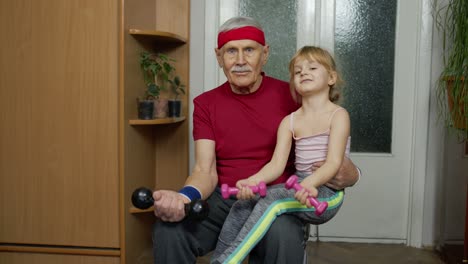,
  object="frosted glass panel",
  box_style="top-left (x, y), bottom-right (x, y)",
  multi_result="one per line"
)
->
top-left (237, 0), bottom-right (297, 81)
top-left (335, 0), bottom-right (397, 153)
